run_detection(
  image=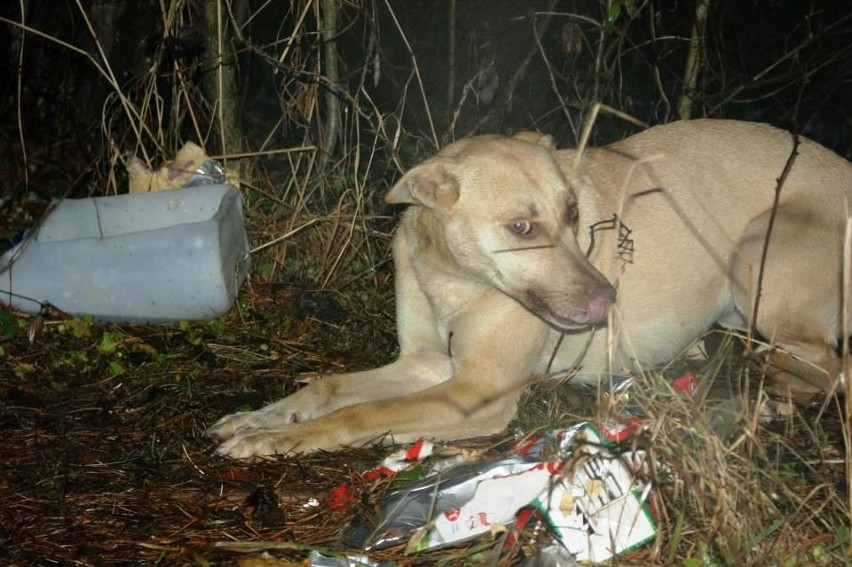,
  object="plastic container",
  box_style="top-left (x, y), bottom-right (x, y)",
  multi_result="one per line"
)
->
top-left (0, 184), bottom-right (250, 322)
